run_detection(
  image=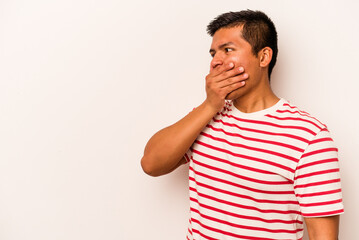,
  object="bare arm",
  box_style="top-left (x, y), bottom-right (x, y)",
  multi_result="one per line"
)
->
top-left (304, 215), bottom-right (340, 240)
top-left (141, 62), bottom-right (248, 176)
top-left (141, 101), bottom-right (217, 176)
